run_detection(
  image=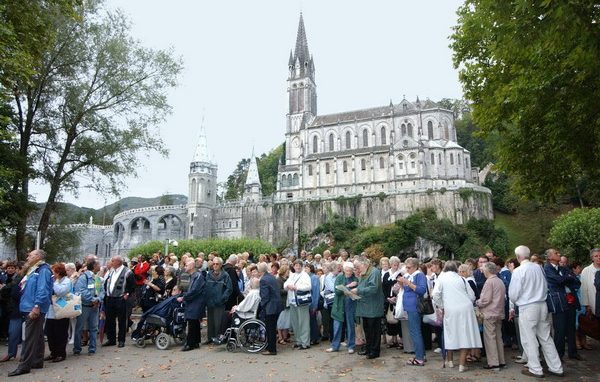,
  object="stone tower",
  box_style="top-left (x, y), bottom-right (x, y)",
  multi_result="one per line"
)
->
top-left (187, 123), bottom-right (217, 239)
top-left (243, 150), bottom-right (262, 203)
top-left (285, 13), bottom-right (316, 166)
